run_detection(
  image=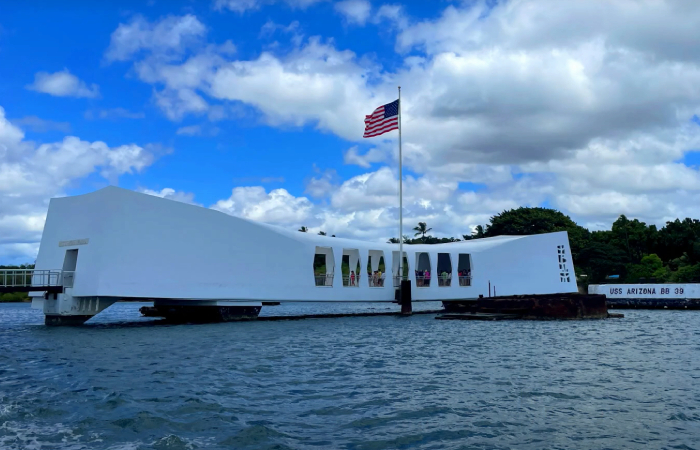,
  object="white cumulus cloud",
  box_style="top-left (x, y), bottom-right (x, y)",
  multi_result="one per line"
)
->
top-left (0, 105), bottom-right (163, 264)
top-left (105, 14), bottom-right (207, 62)
top-left (335, 0), bottom-right (372, 25)
top-left (139, 187), bottom-right (200, 205)
top-left (211, 186), bottom-right (313, 224)
top-left (26, 69), bottom-right (100, 98)
top-left (213, 0), bottom-right (325, 13)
